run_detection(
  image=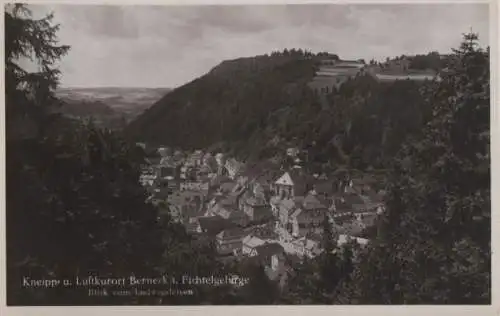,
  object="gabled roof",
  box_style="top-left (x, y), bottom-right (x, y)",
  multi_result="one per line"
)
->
top-left (275, 172), bottom-right (294, 186)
